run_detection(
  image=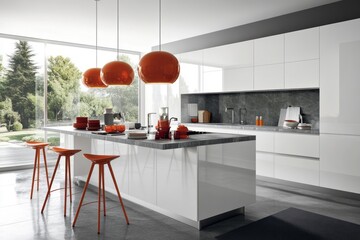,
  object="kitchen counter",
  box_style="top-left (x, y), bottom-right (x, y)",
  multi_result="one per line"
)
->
top-left (44, 125), bottom-right (256, 229)
top-left (184, 123), bottom-right (319, 135)
top-left (44, 126), bottom-right (255, 150)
